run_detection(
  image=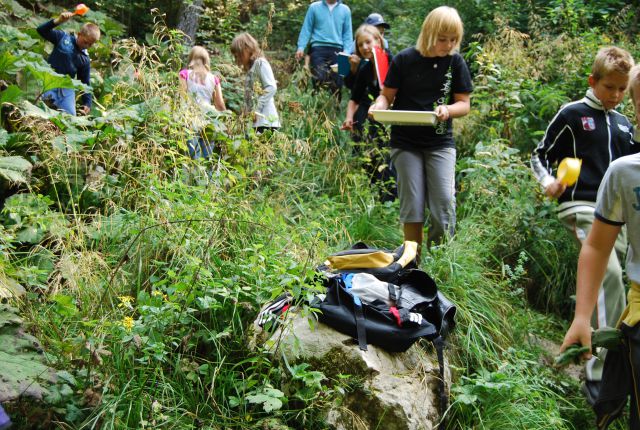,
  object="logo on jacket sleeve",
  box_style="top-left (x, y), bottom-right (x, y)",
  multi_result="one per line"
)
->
top-left (581, 116), bottom-right (596, 131)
